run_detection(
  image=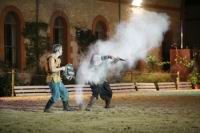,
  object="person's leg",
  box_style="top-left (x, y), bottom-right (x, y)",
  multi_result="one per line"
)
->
top-left (100, 82), bottom-right (112, 108)
top-left (85, 96), bottom-right (97, 111)
top-left (104, 98), bottom-right (111, 108)
top-left (44, 99), bottom-right (54, 112)
top-left (59, 82), bottom-right (74, 111)
top-left (44, 82), bottom-right (60, 112)
top-left (85, 84), bottom-right (99, 111)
